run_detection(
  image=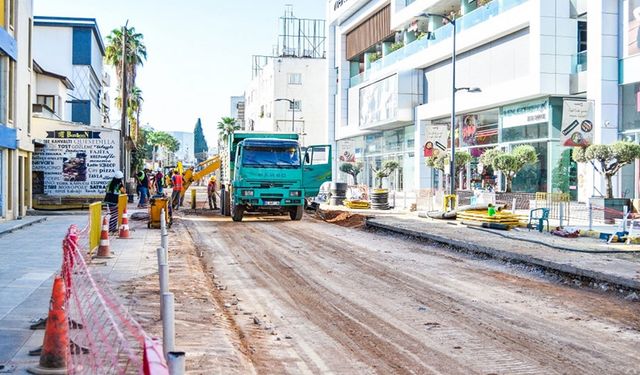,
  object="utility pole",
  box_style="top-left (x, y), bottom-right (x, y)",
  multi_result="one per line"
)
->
top-left (120, 21), bottom-right (129, 180)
